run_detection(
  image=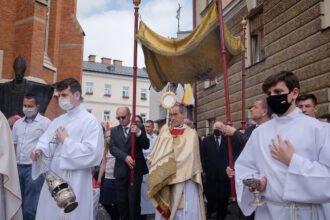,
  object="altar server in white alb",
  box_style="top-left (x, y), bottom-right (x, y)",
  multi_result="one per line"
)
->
top-left (31, 78), bottom-right (104, 220)
top-left (140, 120), bottom-right (157, 219)
top-left (234, 71), bottom-right (330, 220)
